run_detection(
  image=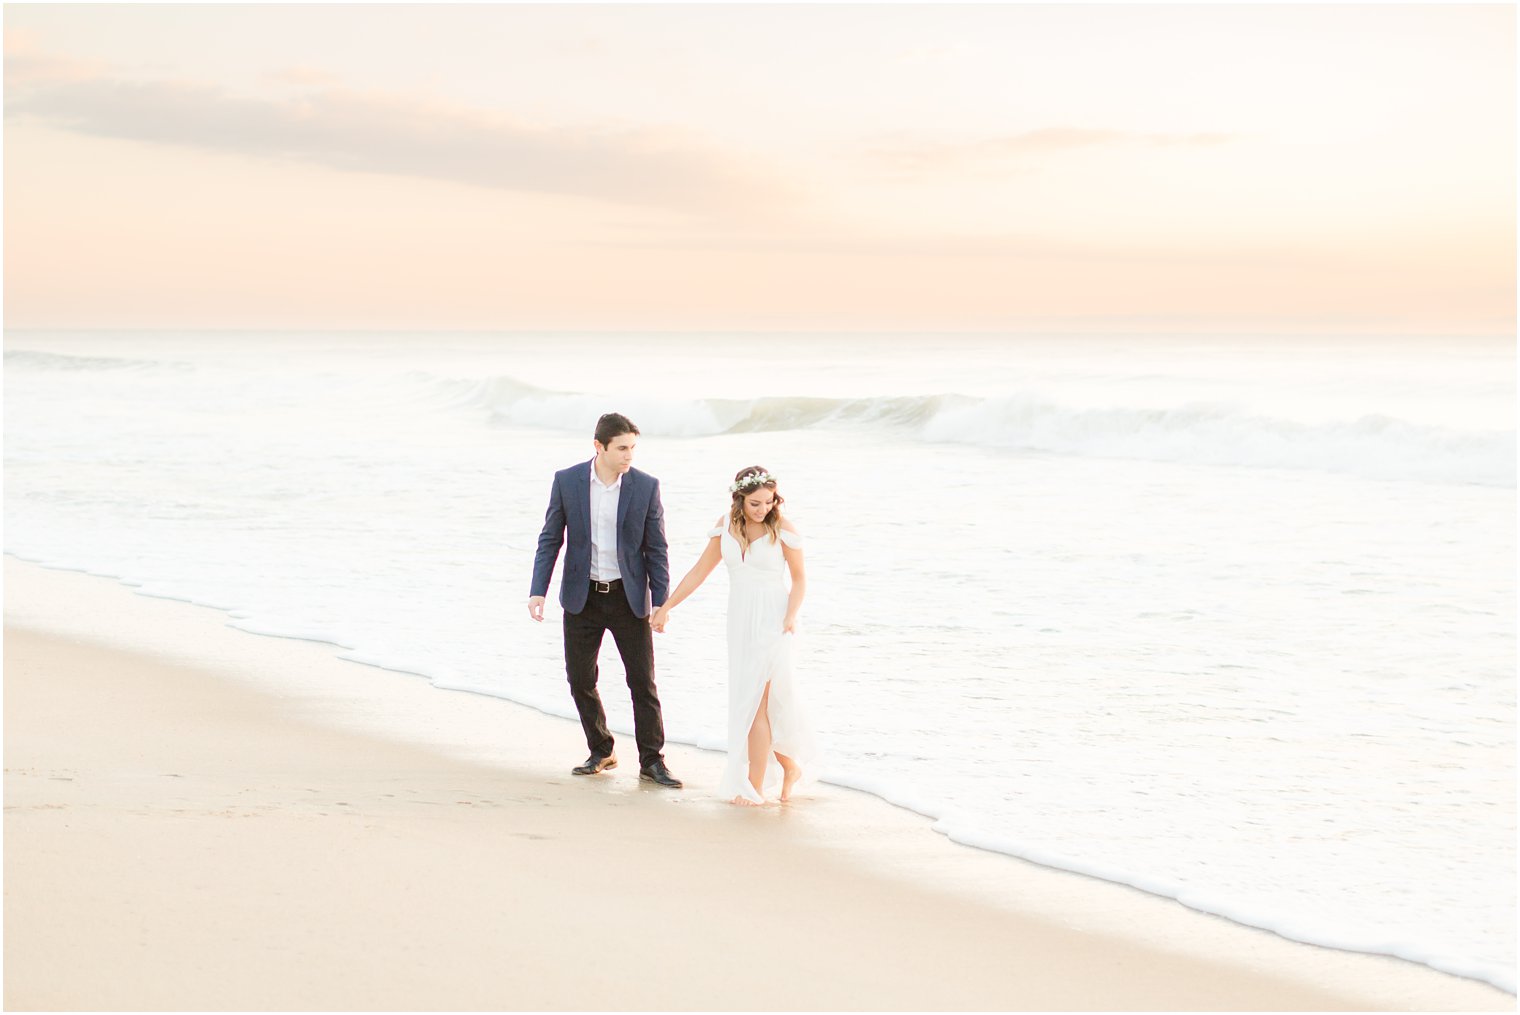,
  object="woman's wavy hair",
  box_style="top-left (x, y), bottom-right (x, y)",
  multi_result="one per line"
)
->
top-left (728, 465), bottom-right (784, 554)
